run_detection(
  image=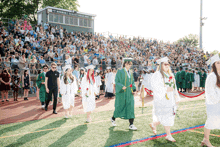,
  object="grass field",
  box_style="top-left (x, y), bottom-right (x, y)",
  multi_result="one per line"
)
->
top-left (0, 99), bottom-right (220, 147)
